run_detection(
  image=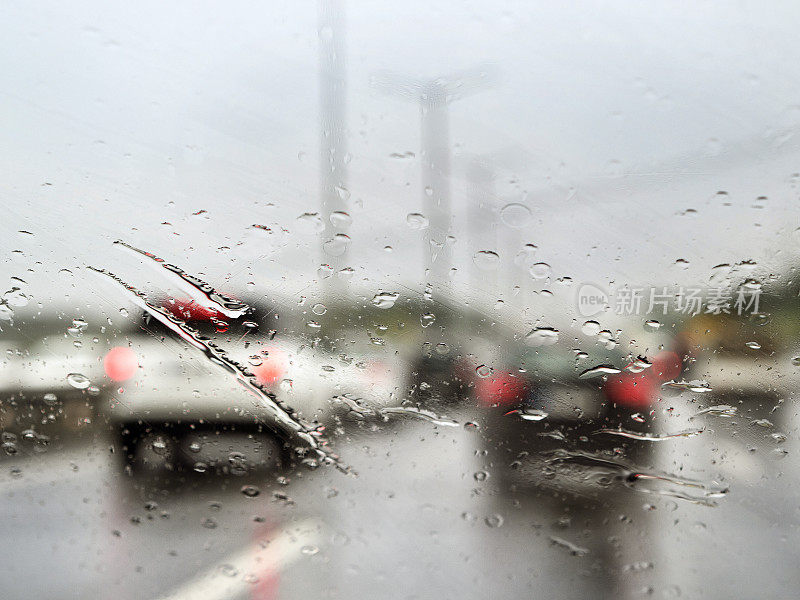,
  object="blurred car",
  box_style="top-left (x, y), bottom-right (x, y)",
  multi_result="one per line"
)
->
top-left (108, 297), bottom-right (409, 473)
top-left (473, 337), bottom-right (684, 487)
top-left (406, 343), bottom-right (473, 406)
top-left (0, 297), bottom-right (404, 472)
top-left (0, 331), bottom-right (103, 443)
